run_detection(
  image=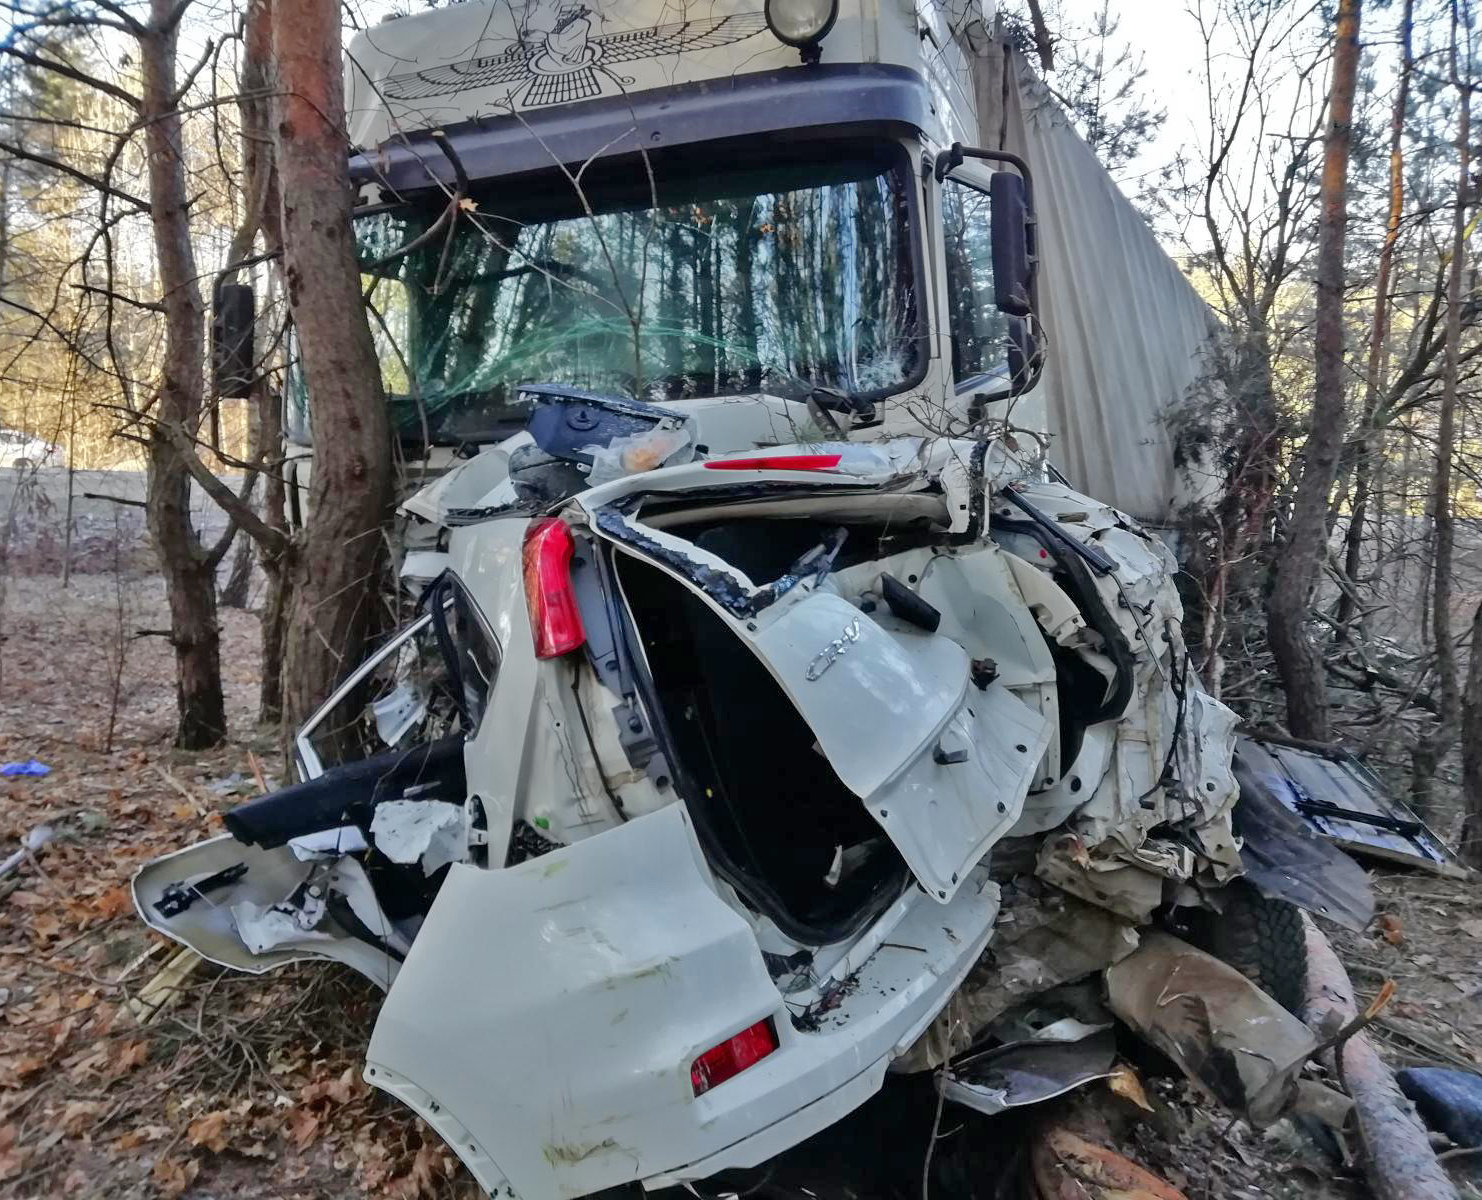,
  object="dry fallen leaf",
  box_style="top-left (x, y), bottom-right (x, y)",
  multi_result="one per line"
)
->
top-left (300, 1065), bottom-right (365, 1108)
top-left (284, 1107), bottom-right (320, 1151)
top-left (150, 1155), bottom-right (199, 1199)
top-left (1377, 913), bottom-right (1403, 945)
top-left (115, 1040), bottom-right (149, 1072)
top-left (1107, 1063), bottom-right (1154, 1112)
top-left (30, 912), bottom-right (61, 941)
top-left (186, 1109), bottom-right (231, 1153)
top-left (0, 1123), bottom-right (20, 1178)
top-left (92, 886), bottom-right (132, 918)
top-left (60, 1099), bottom-right (102, 1134)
